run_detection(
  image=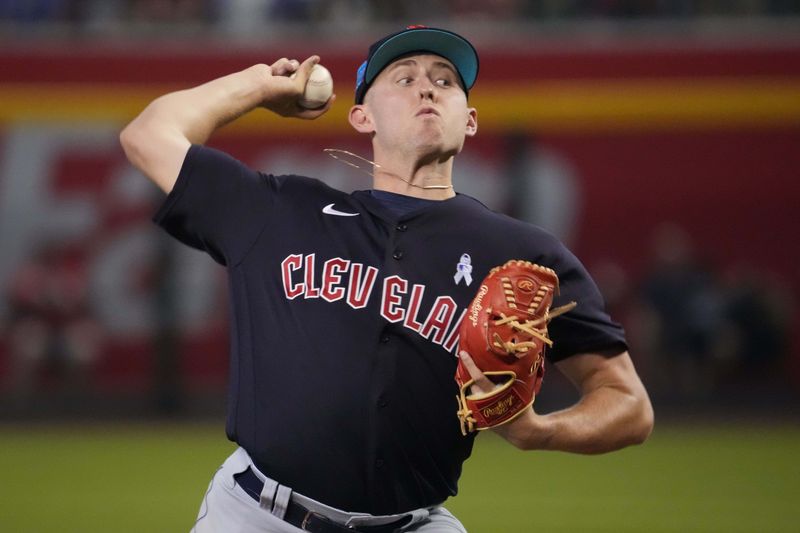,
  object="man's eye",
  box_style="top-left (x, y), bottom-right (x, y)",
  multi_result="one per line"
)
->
top-left (436, 78), bottom-right (452, 87)
top-left (397, 77), bottom-right (413, 86)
